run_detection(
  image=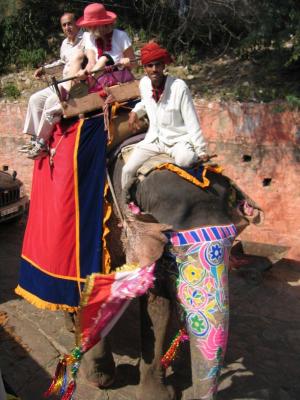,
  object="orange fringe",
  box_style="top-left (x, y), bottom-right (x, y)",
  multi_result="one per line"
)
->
top-left (156, 163), bottom-right (223, 189)
top-left (15, 285), bottom-right (78, 312)
top-left (102, 182), bottom-right (112, 274)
